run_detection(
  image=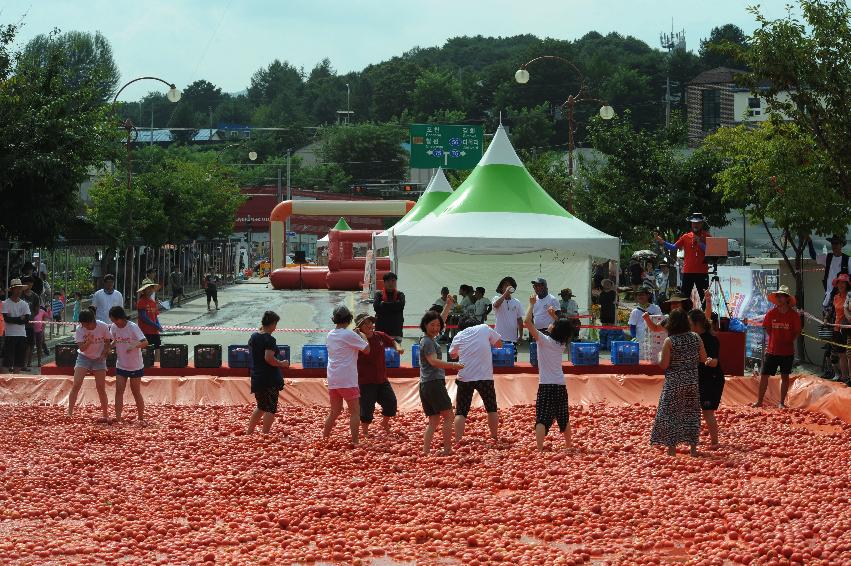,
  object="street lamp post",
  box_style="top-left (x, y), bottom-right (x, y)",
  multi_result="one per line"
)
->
top-left (111, 77), bottom-right (182, 242)
top-left (111, 77), bottom-right (180, 302)
top-left (515, 56), bottom-right (614, 212)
